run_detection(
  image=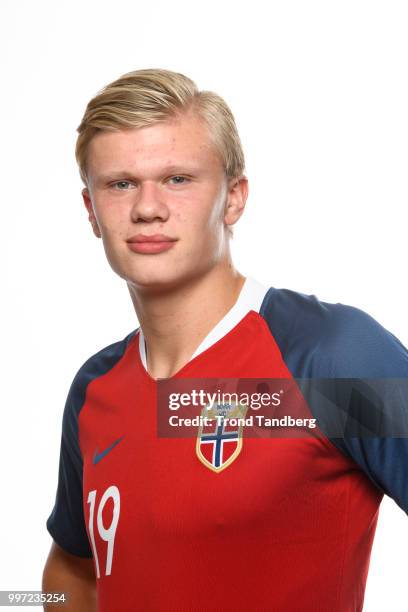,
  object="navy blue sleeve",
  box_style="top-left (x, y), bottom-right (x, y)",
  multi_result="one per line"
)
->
top-left (46, 330), bottom-right (137, 557)
top-left (46, 361), bottom-right (94, 558)
top-left (311, 303), bottom-right (408, 515)
top-left (260, 288), bottom-right (408, 515)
